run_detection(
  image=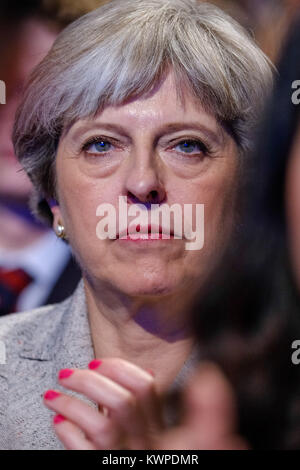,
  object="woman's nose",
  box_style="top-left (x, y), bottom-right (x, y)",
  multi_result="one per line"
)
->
top-left (124, 158), bottom-right (166, 206)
